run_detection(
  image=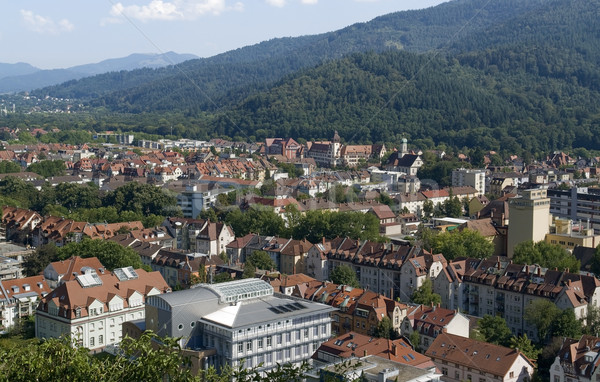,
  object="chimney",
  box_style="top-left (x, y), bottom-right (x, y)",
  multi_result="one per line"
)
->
top-left (116, 282), bottom-right (120, 289)
top-left (363, 350), bottom-right (368, 357)
top-left (392, 344), bottom-right (398, 356)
